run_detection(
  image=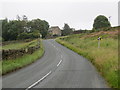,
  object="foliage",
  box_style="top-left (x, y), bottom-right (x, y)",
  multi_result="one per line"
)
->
top-left (0, 37), bottom-right (2, 42)
top-left (2, 17), bottom-right (49, 41)
top-left (27, 19), bottom-right (49, 38)
top-left (17, 30), bottom-right (40, 40)
top-left (62, 23), bottom-right (73, 36)
top-left (93, 15), bottom-right (111, 29)
top-left (2, 19), bottom-right (27, 41)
